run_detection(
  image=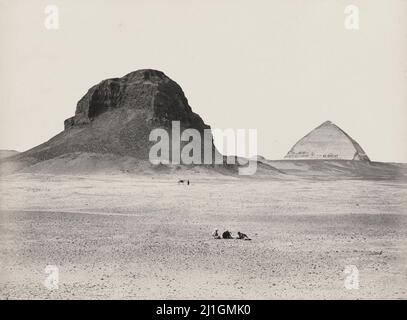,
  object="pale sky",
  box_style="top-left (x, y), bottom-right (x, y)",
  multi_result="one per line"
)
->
top-left (1, 0), bottom-right (406, 162)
